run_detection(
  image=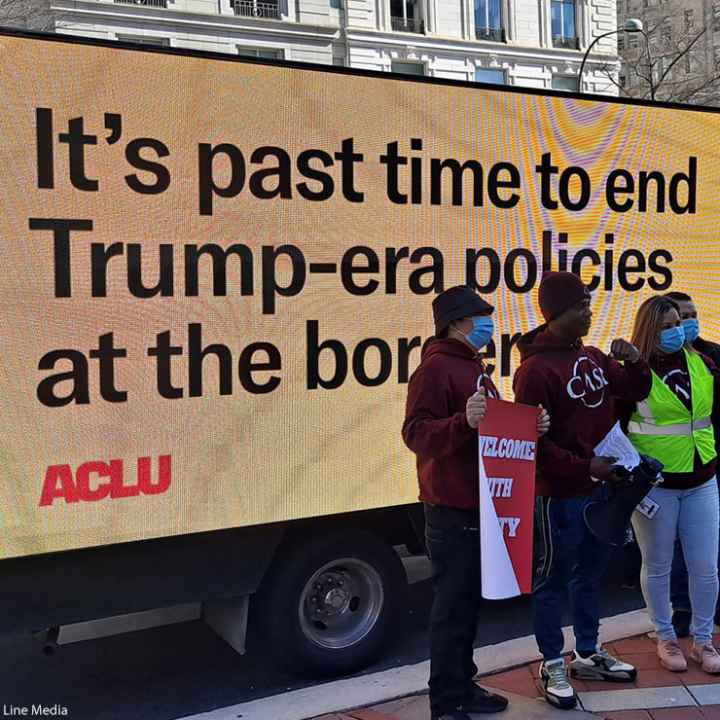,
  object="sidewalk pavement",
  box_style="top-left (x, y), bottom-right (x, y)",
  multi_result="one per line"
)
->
top-left (315, 634), bottom-right (720, 720)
